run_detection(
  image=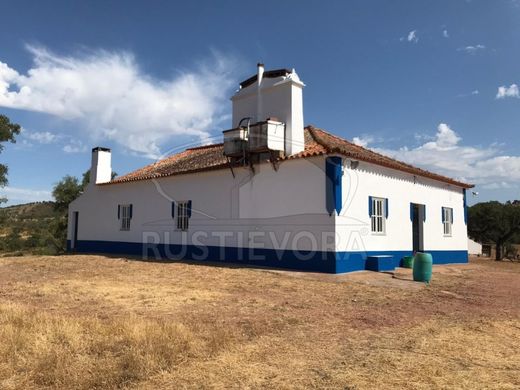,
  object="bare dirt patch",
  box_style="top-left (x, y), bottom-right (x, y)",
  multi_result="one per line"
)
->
top-left (0, 255), bottom-right (518, 389)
